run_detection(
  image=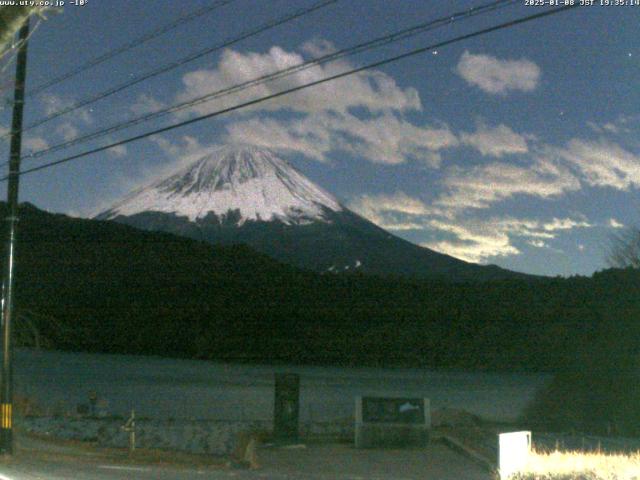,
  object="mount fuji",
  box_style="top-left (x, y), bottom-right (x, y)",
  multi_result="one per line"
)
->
top-left (96, 145), bottom-right (523, 281)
